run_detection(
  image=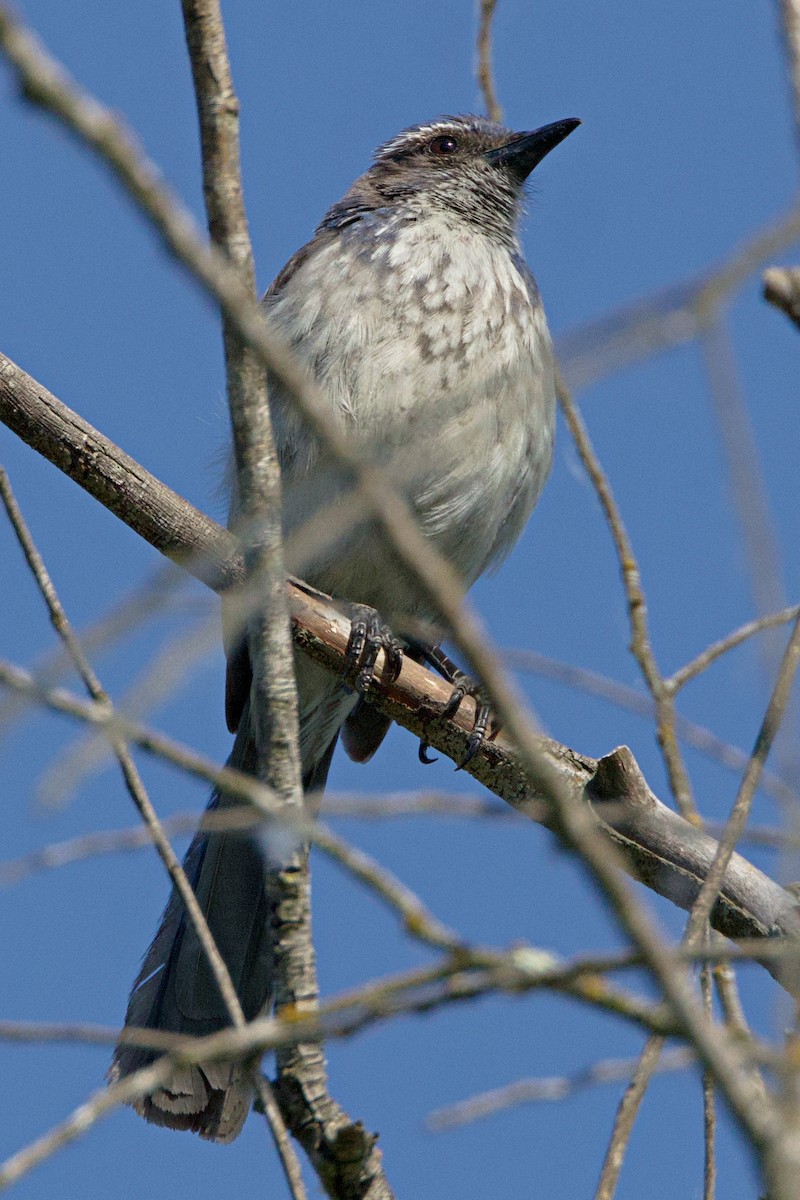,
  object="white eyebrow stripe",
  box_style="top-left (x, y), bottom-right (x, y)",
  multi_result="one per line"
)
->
top-left (376, 117), bottom-right (496, 160)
